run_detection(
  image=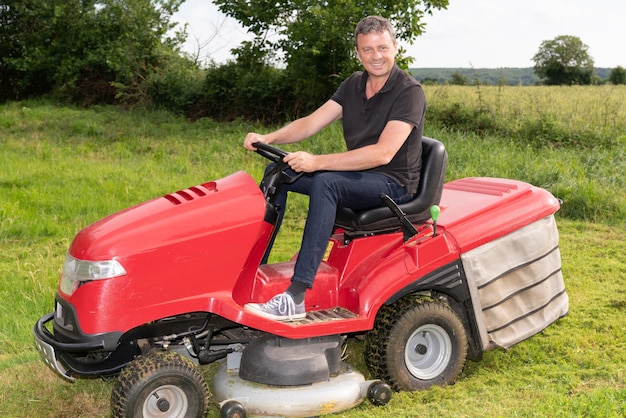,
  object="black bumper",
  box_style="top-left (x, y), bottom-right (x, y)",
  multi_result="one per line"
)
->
top-left (33, 312), bottom-right (131, 380)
